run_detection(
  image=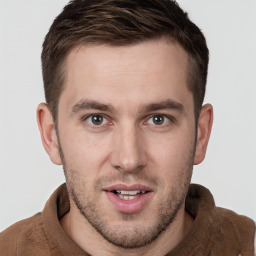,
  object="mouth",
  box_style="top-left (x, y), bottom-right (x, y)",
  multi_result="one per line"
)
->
top-left (103, 185), bottom-right (154, 213)
top-left (112, 189), bottom-right (148, 200)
